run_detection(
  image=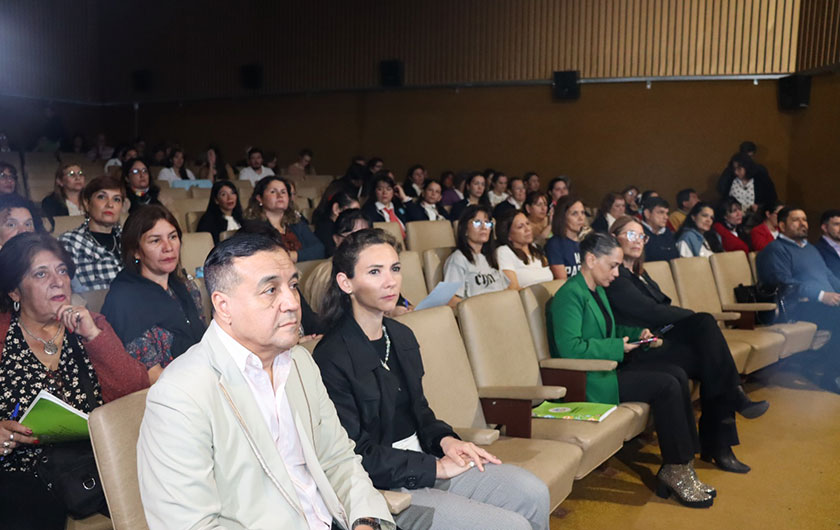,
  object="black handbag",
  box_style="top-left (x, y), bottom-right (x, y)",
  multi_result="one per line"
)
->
top-left (734, 283), bottom-right (790, 325)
